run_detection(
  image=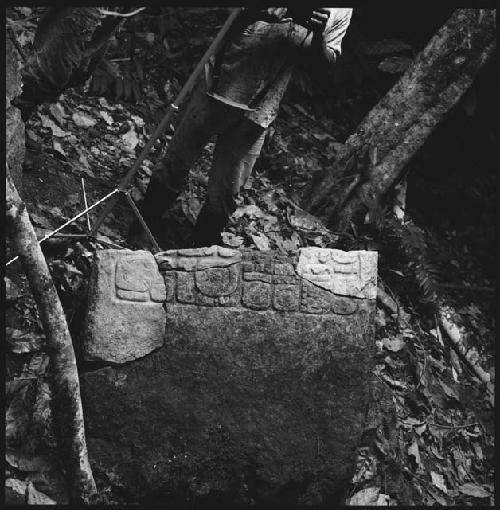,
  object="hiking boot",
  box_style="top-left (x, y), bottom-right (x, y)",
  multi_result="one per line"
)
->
top-left (127, 184), bottom-right (178, 250)
top-left (189, 206), bottom-right (228, 248)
